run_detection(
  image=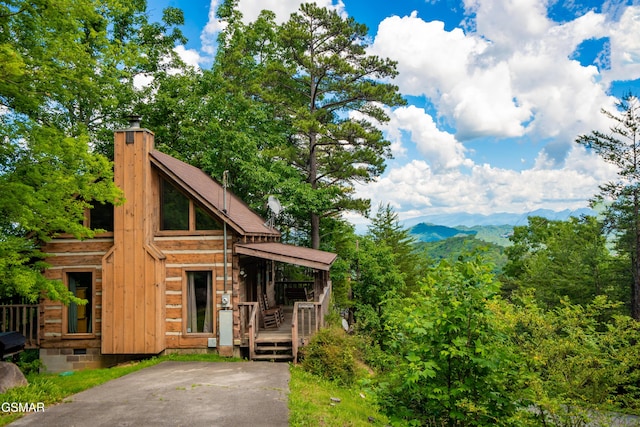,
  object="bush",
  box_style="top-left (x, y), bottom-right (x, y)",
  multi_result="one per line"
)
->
top-left (498, 293), bottom-right (640, 419)
top-left (300, 326), bottom-right (359, 386)
top-left (16, 350), bottom-right (42, 376)
top-left (380, 259), bottom-right (523, 426)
